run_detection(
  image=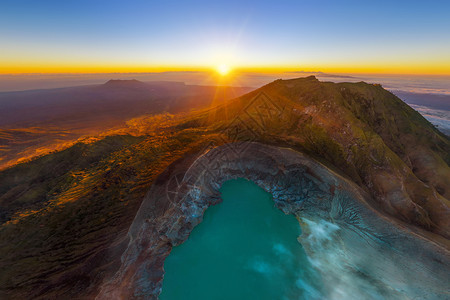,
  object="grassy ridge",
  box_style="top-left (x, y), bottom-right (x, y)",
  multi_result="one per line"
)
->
top-left (0, 118), bottom-right (224, 298)
top-left (0, 77), bottom-right (449, 298)
top-left (182, 76), bottom-right (450, 235)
